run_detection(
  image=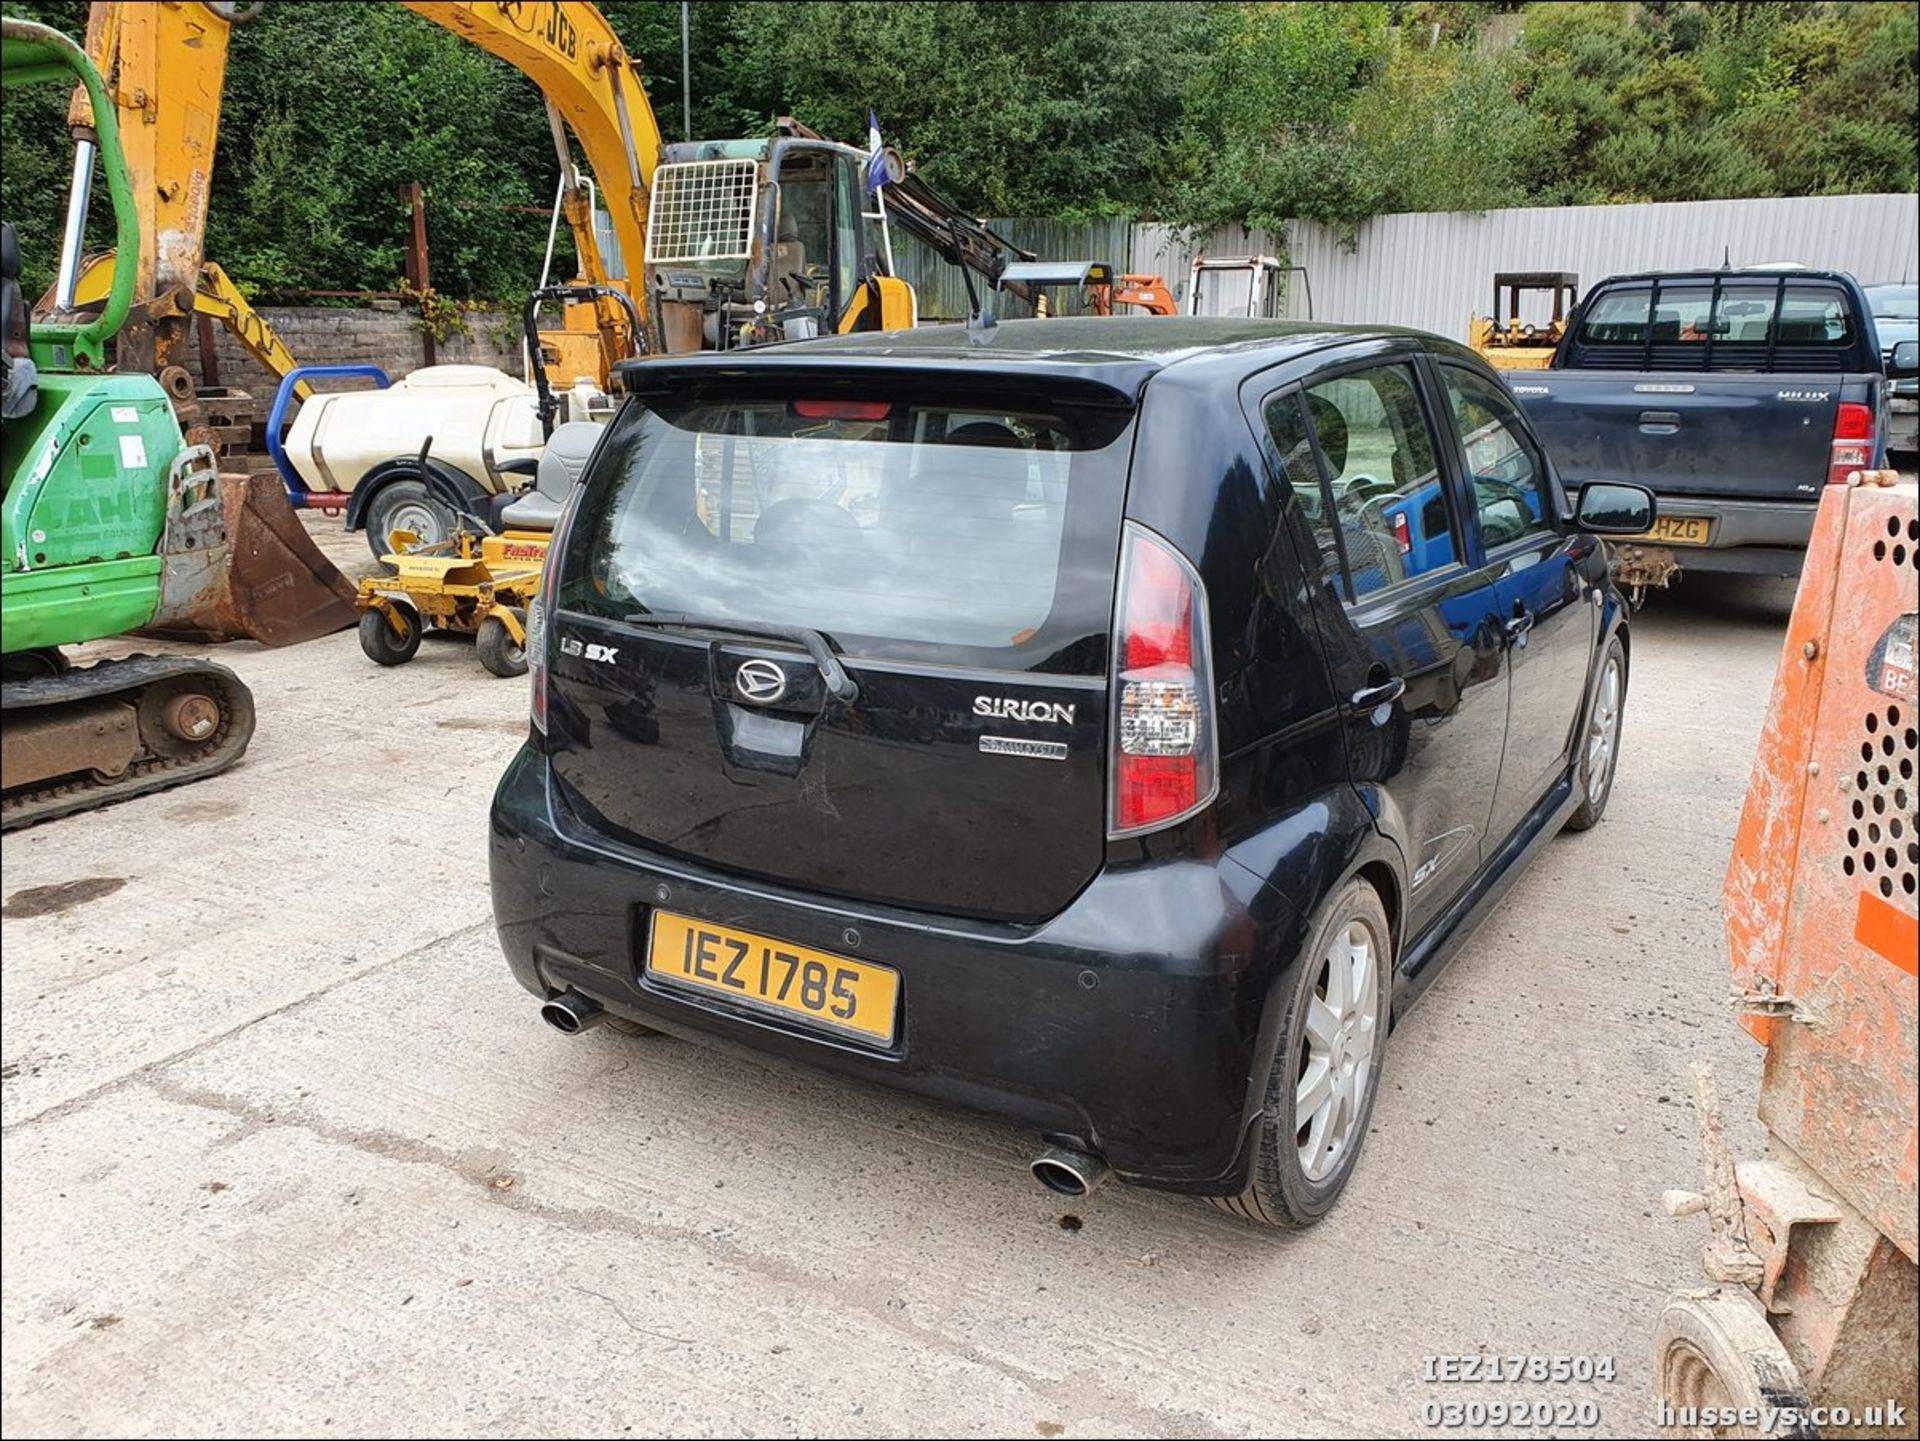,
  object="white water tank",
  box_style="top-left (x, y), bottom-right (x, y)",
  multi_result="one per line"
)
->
top-left (282, 365), bottom-right (547, 497)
